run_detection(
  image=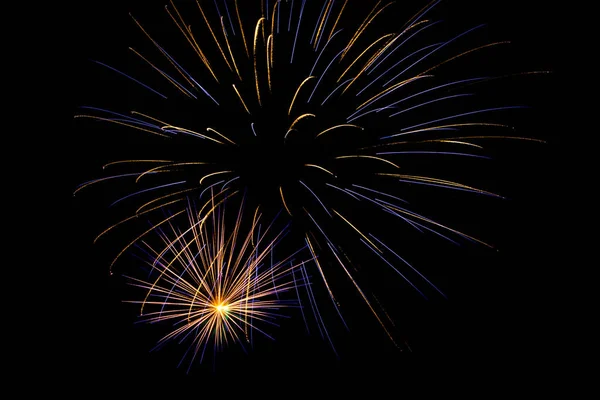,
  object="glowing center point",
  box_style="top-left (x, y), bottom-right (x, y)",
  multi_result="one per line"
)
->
top-left (214, 303), bottom-right (229, 316)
